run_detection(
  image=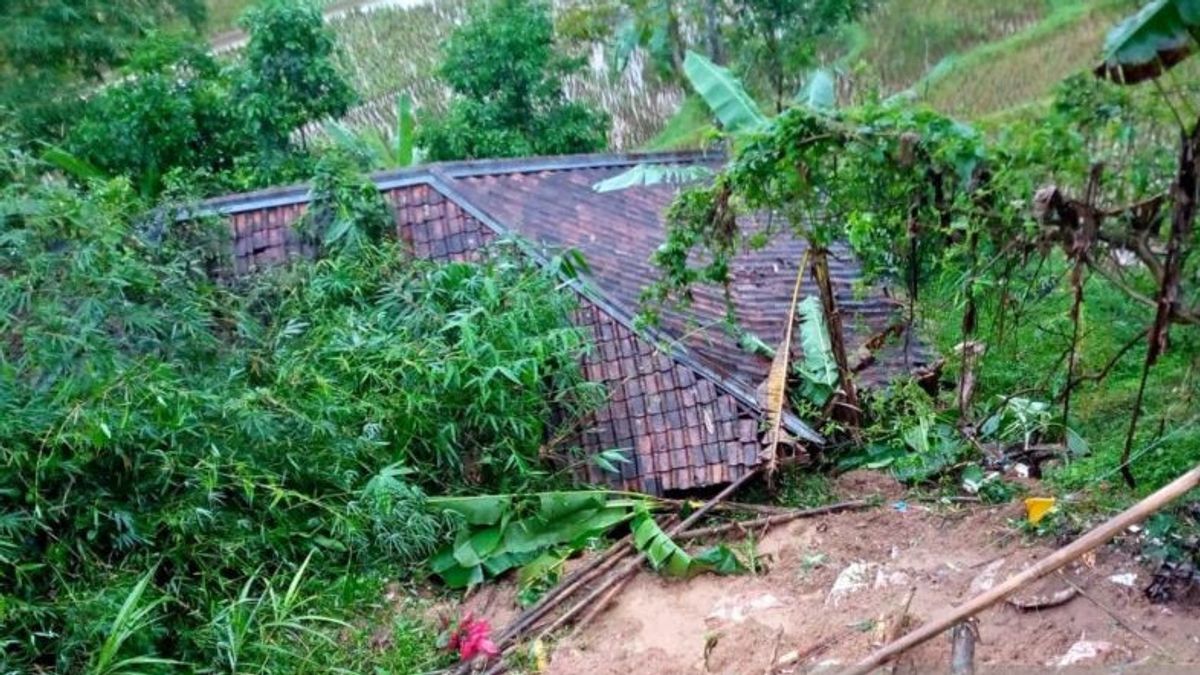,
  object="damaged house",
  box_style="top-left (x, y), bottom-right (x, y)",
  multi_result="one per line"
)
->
top-left (203, 151), bottom-right (928, 494)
